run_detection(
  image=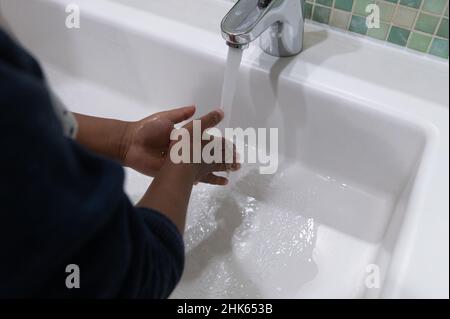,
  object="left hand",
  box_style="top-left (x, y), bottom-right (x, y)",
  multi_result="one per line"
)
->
top-left (122, 105), bottom-right (196, 177)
